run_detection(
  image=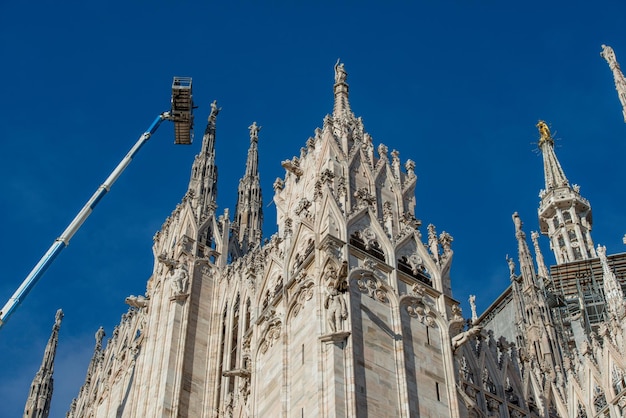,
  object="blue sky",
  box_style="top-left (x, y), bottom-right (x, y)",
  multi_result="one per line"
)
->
top-left (1, 1), bottom-right (626, 416)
